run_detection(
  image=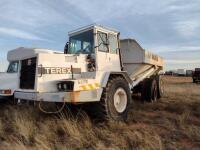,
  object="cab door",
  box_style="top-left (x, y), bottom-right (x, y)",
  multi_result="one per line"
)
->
top-left (96, 31), bottom-right (121, 72)
top-left (107, 33), bottom-right (121, 71)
